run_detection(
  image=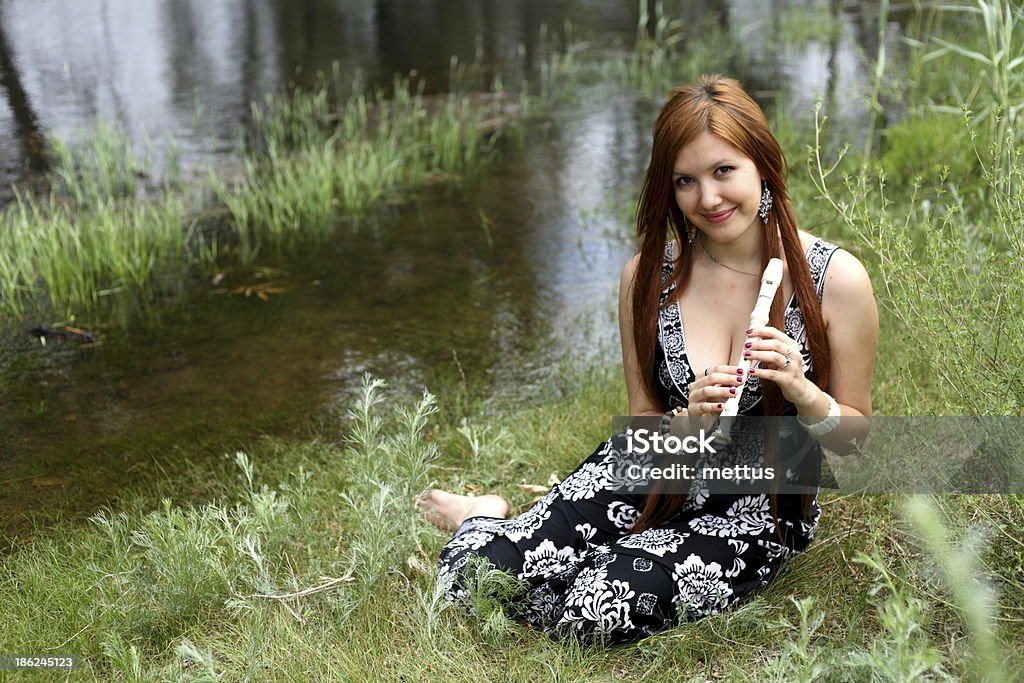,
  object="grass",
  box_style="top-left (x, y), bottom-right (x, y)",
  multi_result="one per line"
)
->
top-left (536, 0), bottom-right (747, 102)
top-left (0, 0), bottom-right (769, 321)
top-left (0, 371), bottom-right (1021, 680)
top-left (5, 192), bottom-right (188, 312)
top-left (905, 0), bottom-right (1024, 163)
top-left (0, 128), bottom-right (191, 317)
top-left (211, 77), bottom-right (512, 264)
